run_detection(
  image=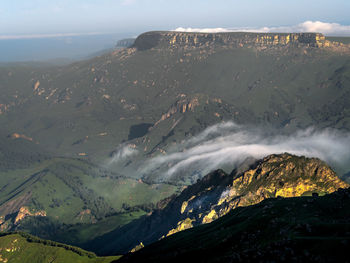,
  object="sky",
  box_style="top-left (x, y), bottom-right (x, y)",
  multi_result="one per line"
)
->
top-left (1, 0), bottom-right (350, 38)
